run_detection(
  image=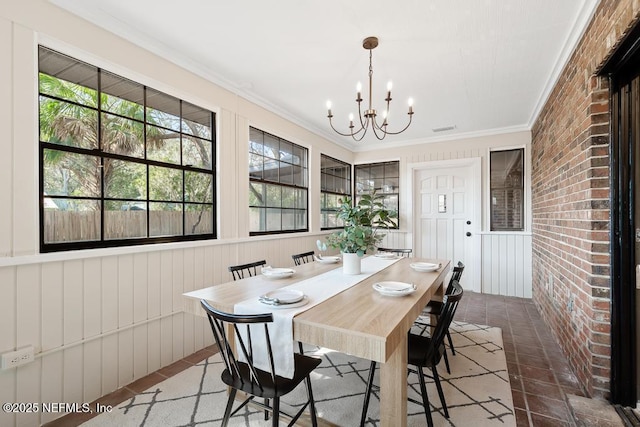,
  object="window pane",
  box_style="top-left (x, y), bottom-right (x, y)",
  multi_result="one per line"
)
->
top-left (43, 199), bottom-right (101, 243)
top-left (266, 208), bottom-right (281, 231)
top-left (280, 161), bottom-right (293, 184)
top-left (104, 159), bottom-right (146, 200)
top-left (43, 149), bottom-right (101, 197)
top-left (249, 182), bottom-right (265, 206)
top-left (249, 153), bottom-right (263, 180)
top-left (249, 207), bottom-right (265, 232)
top-left (102, 113), bottom-right (144, 158)
top-left (39, 47), bottom-right (98, 98)
top-left (184, 171), bottom-right (213, 203)
top-left (263, 134), bottom-right (279, 159)
top-left (101, 71), bottom-right (144, 119)
top-left (39, 97), bottom-right (98, 149)
top-left (490, 149), bottom-right (524, 231)
top-left (182, 102), bottom-right (212, 139)
top-left (266, 184), bottom-right (282, 207)
top-left (185, 204), bottom-right (213, 235)
top-left (149, 166), bottom-right (183, 201)
top-left (282, 210), bottom-right (296, 230)
top-left (149, 202), bottom-right (182, 237)
top-left (146, 89), bottom-right (181, 131)
top-left (104, 200), bottom-right (146, 240)
top-left (147, 125), bottom-right (180, 164)
top-left (183, 135), bottom-right (212, 169)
